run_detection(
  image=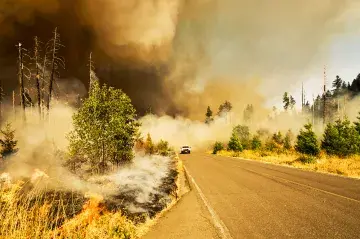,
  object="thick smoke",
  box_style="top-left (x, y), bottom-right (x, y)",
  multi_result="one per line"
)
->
top-left (0, 0), bottom-right (358, 119)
